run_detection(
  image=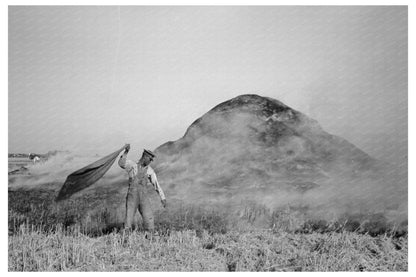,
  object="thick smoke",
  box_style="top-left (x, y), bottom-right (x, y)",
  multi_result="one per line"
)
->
top-left (8, 96), bottom-right (408, 230)
top-left (154, 105), bottom-right (407, 225)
